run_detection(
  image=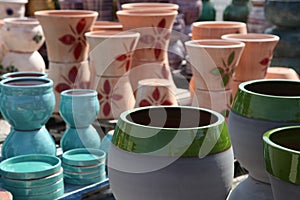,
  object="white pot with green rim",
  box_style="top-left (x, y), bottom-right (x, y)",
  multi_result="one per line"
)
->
top-left (263, 126), bottom-right (300, 200)
top-left (108, 106), bottom-right (234, 200)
